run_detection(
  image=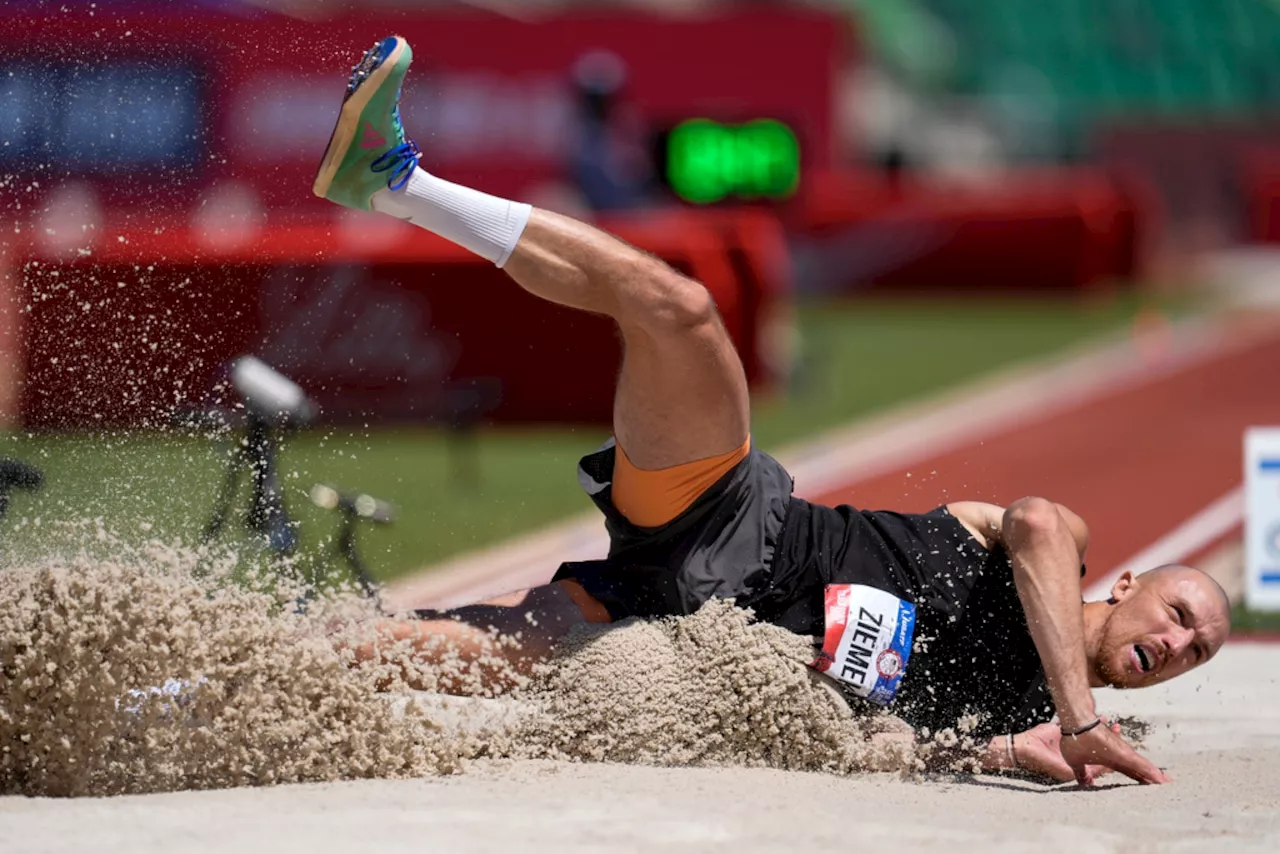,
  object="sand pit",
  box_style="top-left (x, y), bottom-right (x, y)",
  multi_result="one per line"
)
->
top-left (3, 642), bottom-right (1278, 852)
top-left (2, 553), bottom-right (1278, 851)
top-left (3, 643), bottom-right (1278, 853)
top-left (0, 551), bottom-right (918, 796)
